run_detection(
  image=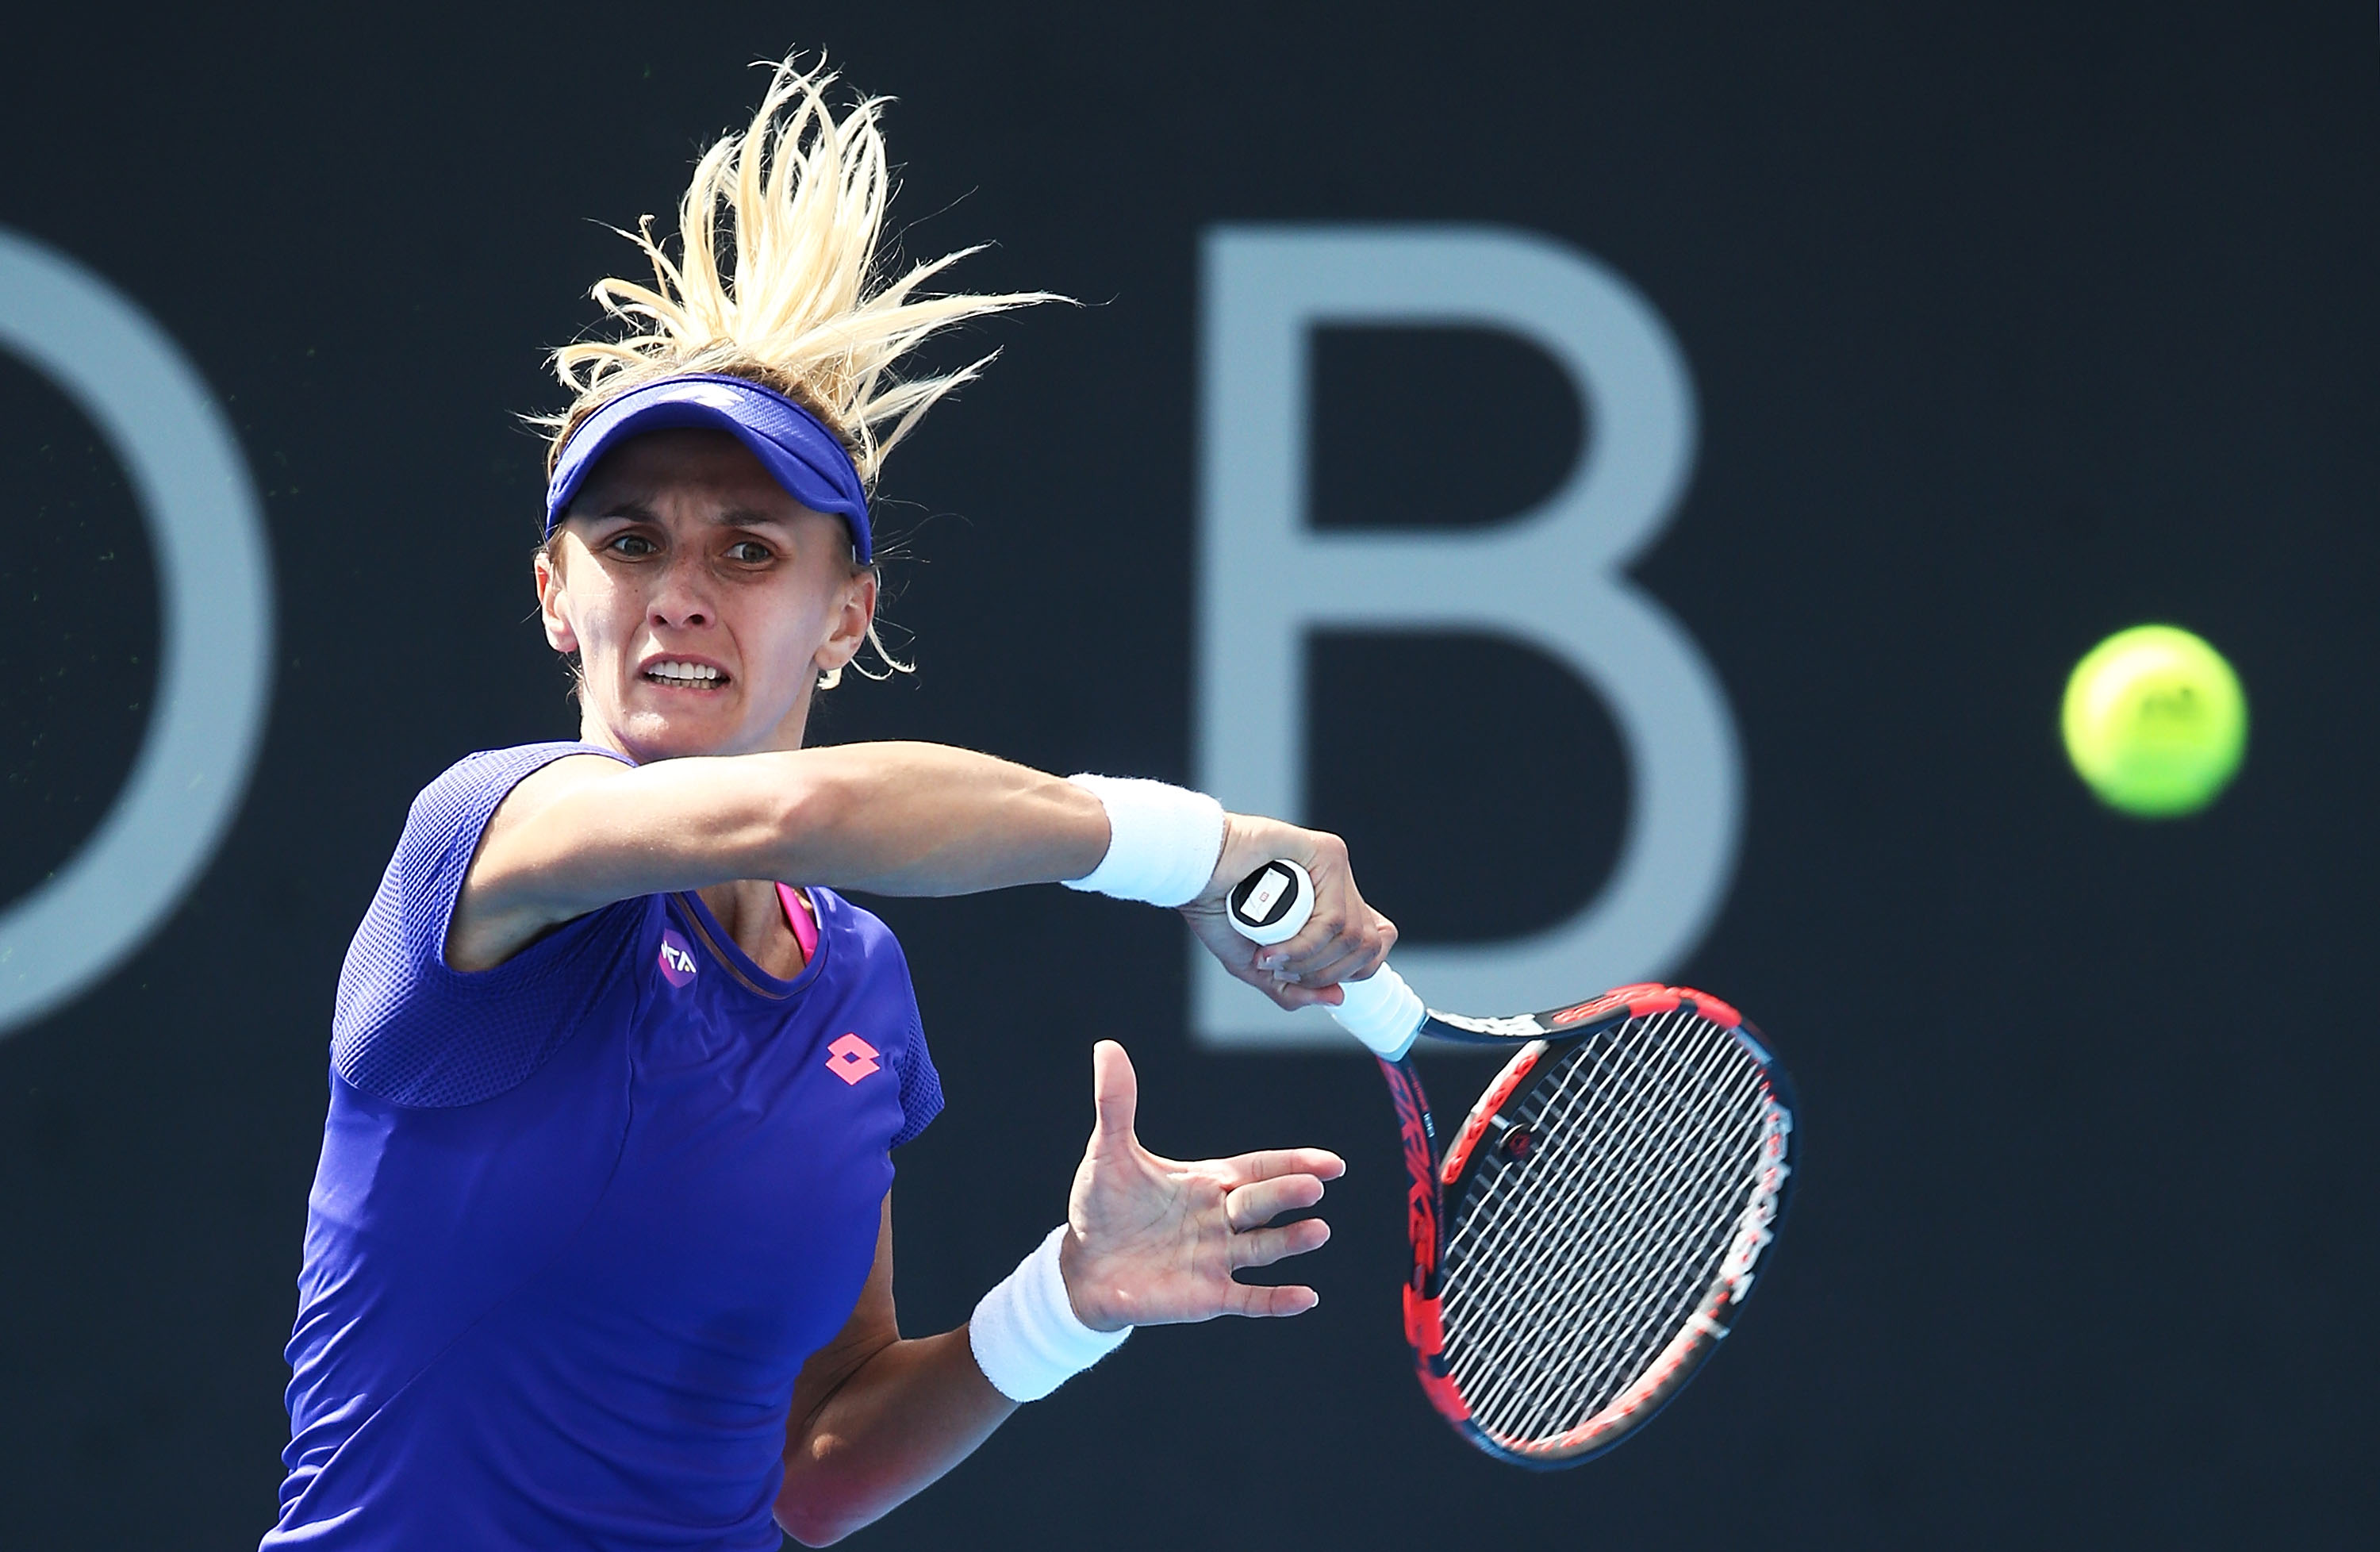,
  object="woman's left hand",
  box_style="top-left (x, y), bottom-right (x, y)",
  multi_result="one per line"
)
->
top-left (1058, 1040), bottom-right (1344, 1331)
